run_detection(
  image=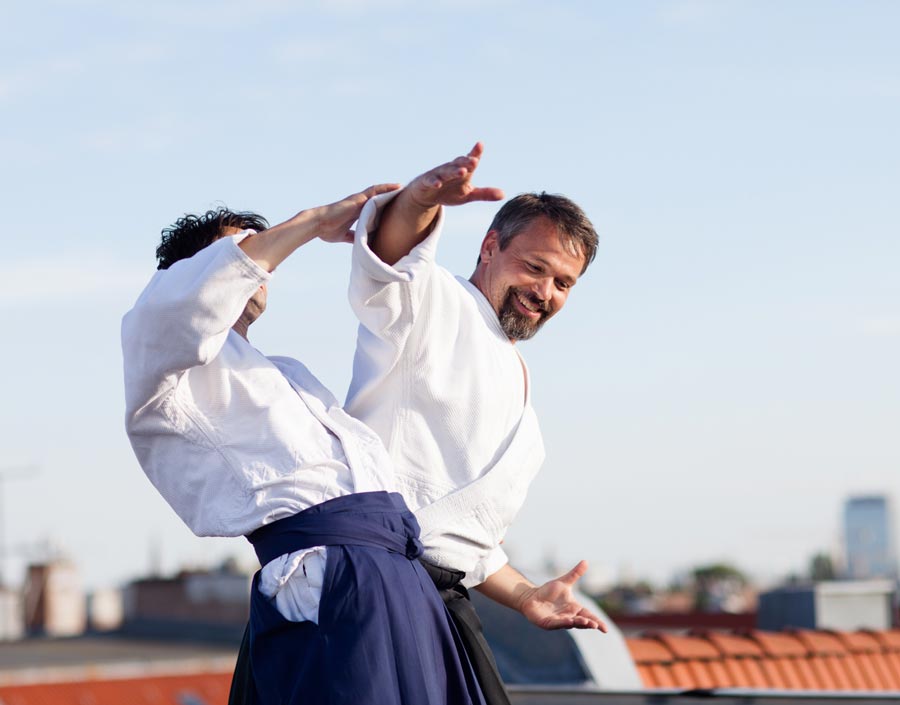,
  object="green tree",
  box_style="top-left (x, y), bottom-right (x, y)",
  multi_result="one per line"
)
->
top-left (691, 563), bottom-right (748, 612)
top-left (809, 552), bottom-right (836, 581)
